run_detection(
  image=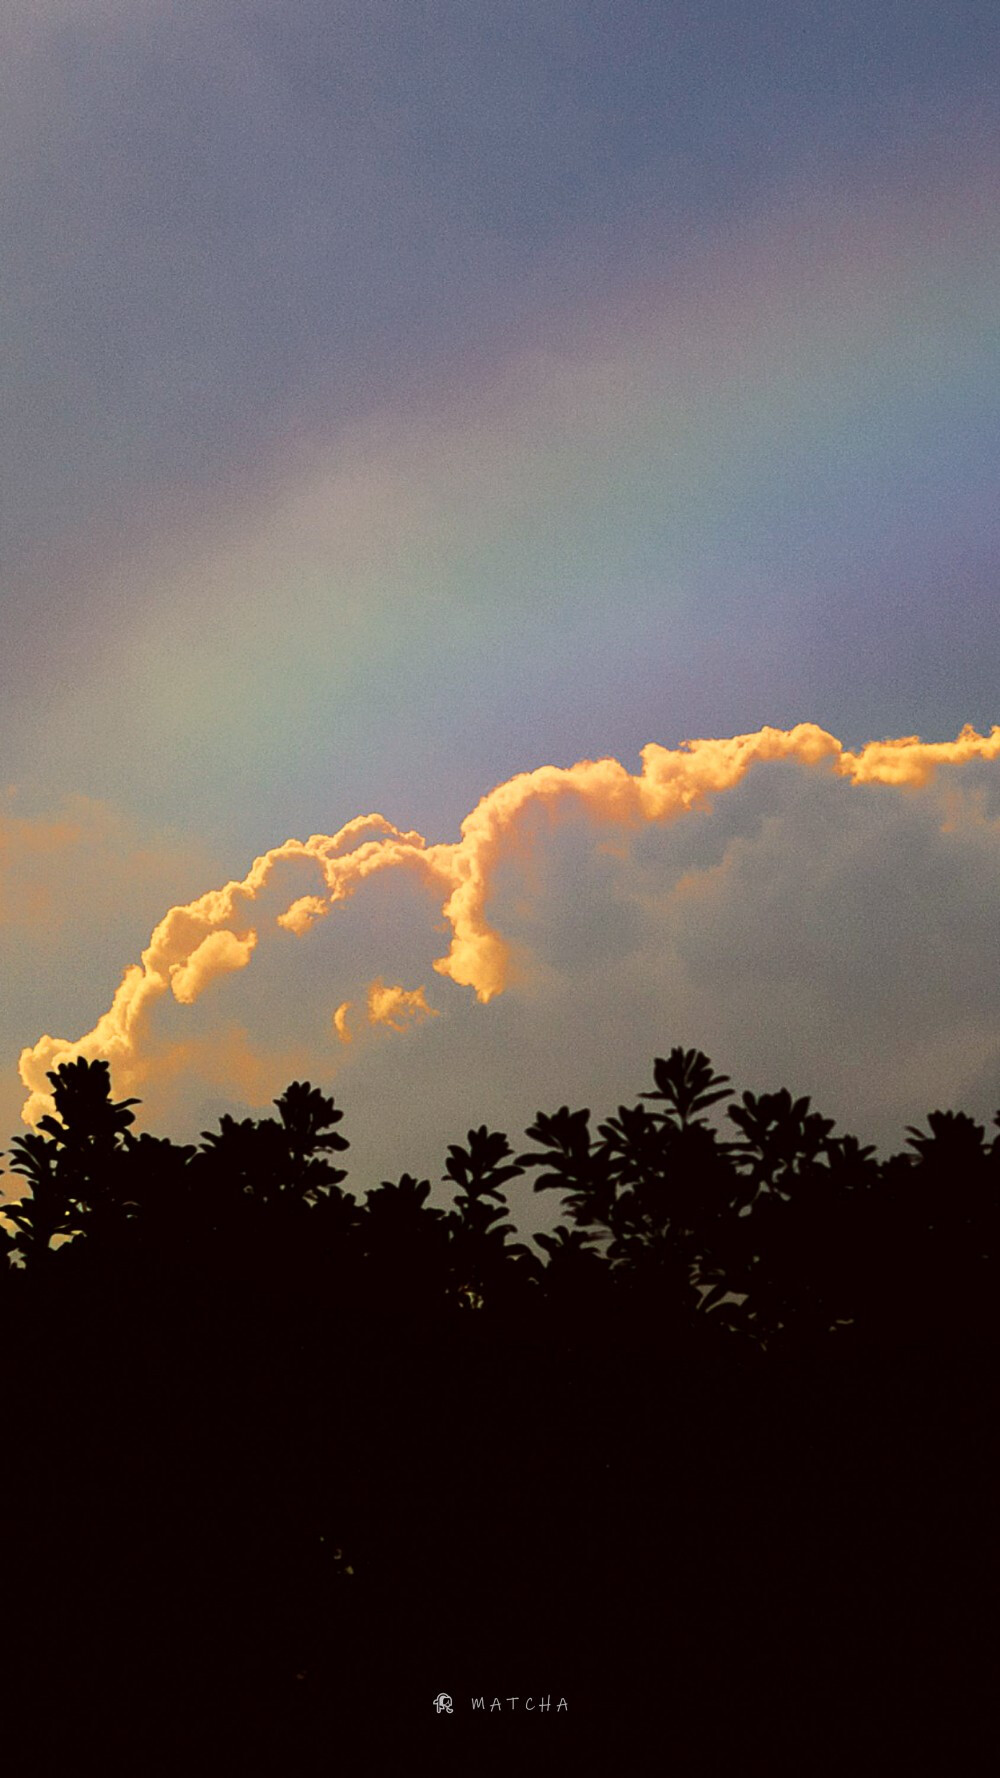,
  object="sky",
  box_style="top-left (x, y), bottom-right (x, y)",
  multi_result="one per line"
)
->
top-left (2, 2), bottom-right (999, 1213)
